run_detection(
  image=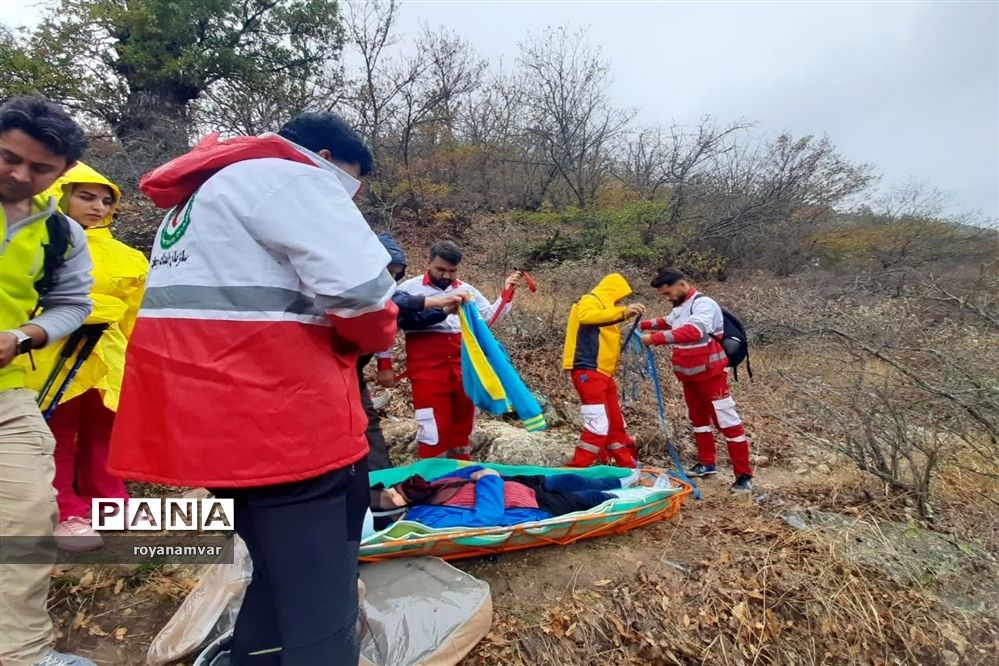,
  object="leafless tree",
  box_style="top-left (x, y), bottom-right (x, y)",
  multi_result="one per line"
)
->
top-left (393, 28), bottom-right (485, 168)
top-left (741, 273), bottom-right (999, 517)
top-left (619, 117), bottom-right (749, 242)
top-left (355, 27), bottom-right (484, 221)
top-left (454, 69), bottom-right (529, 206)
top-left (918, 267), bottom-right (999, 329)
top-left (194, 67), bottom-right (346, 136)
top-left (517, 25), bottom-right (633, 208)
top-left (875, 179), bottom-right (951, 219)
top-left (620, 118), bottom-right (747, 198)
top-left (705, 133), bottom-right (876, 240)
top-left (341, 0), bottom-right (404, 157)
